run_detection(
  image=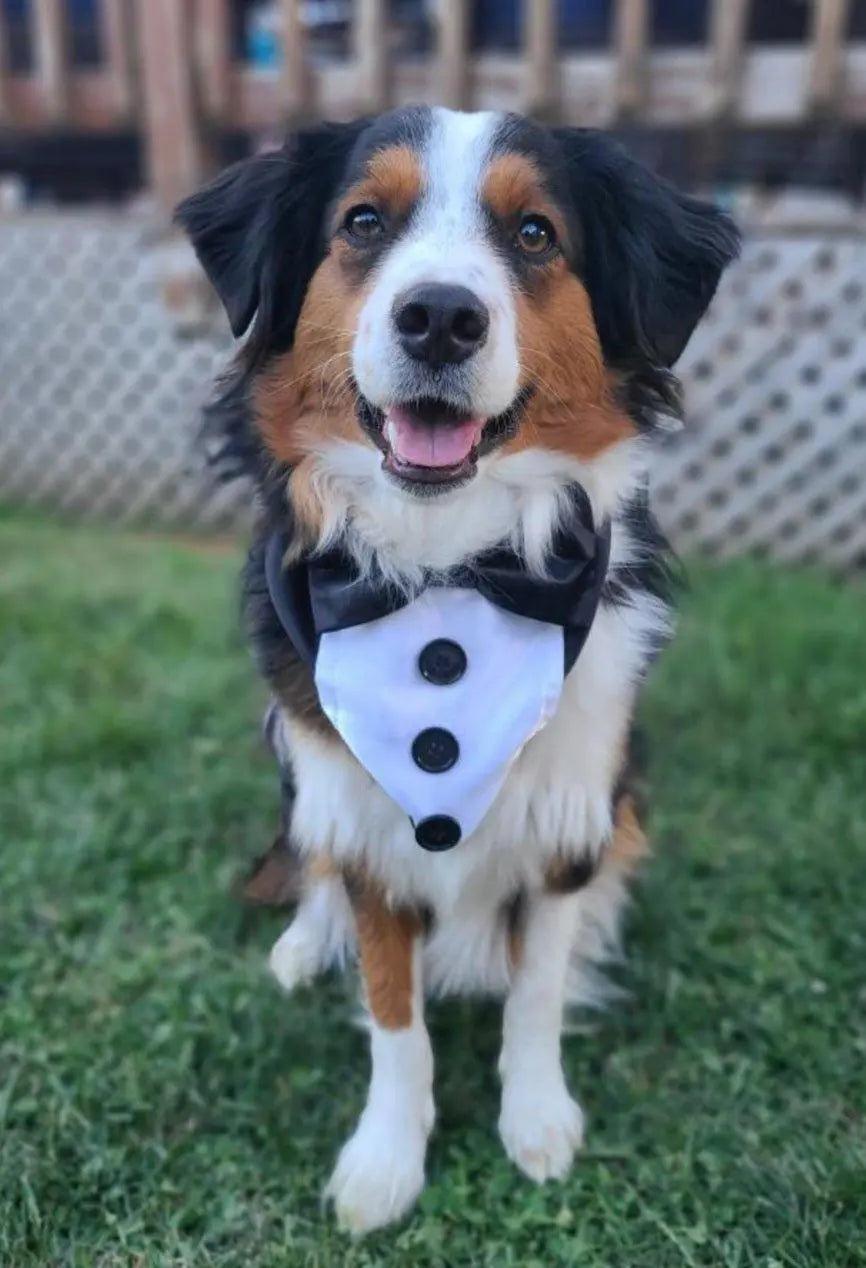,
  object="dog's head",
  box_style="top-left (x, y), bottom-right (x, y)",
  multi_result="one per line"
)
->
top-left (178, 108), bottom-right (737, 503)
